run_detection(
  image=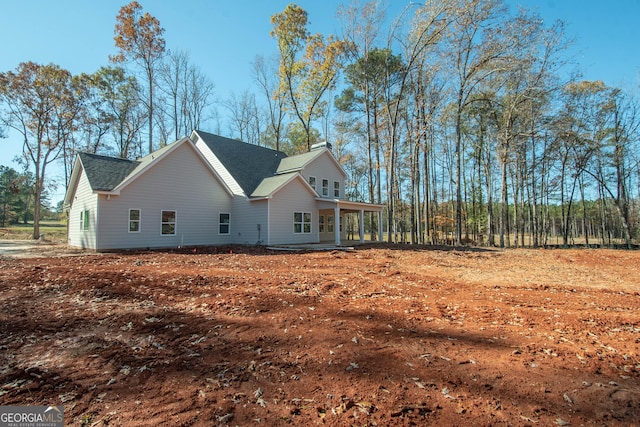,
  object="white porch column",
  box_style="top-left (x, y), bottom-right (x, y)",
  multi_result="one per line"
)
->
top-left (359, 209), bottom-right (365, 243)
top-left (334, 206), bottom-right (341, 245)
top-left (378, 210), bottom-right (383, 242)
